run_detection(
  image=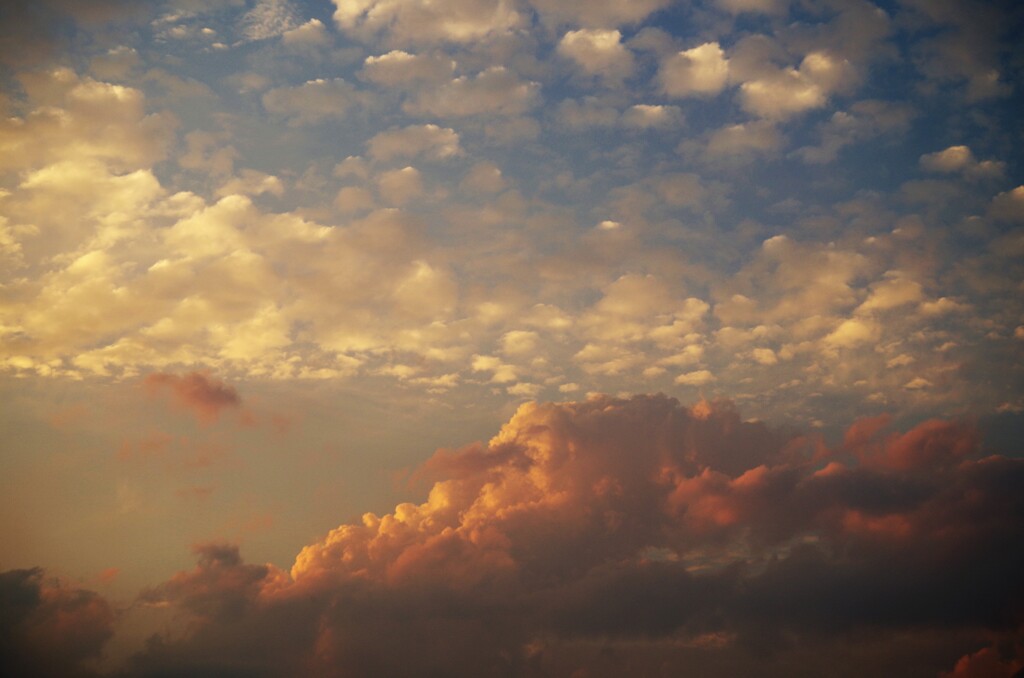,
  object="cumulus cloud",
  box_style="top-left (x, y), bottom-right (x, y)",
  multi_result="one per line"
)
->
top-left (360, 50), bottom-right (455, 87)
top-left (262, 78), bottom-right (365, 125)
top-left (404, 67), bottom-right (540, 118)
top-left (621, 104), bottom-right (683, 129)
top-left (332, 0), bottom-right (523, 45)
top-left (739, 51), bottom-right (856, 119)
top-left (920, 145), bottom-right (1005, 180)
top-left (558, 29), bottom-right (634, 82)
top-left (0, 568), bottom-right (115, 677)
top-left (0, 68), bottom-right (174, 173)
top-left (103, 395), bottom-right (1024, 676)
top-left (659, 42), bottom-right (730, 97)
